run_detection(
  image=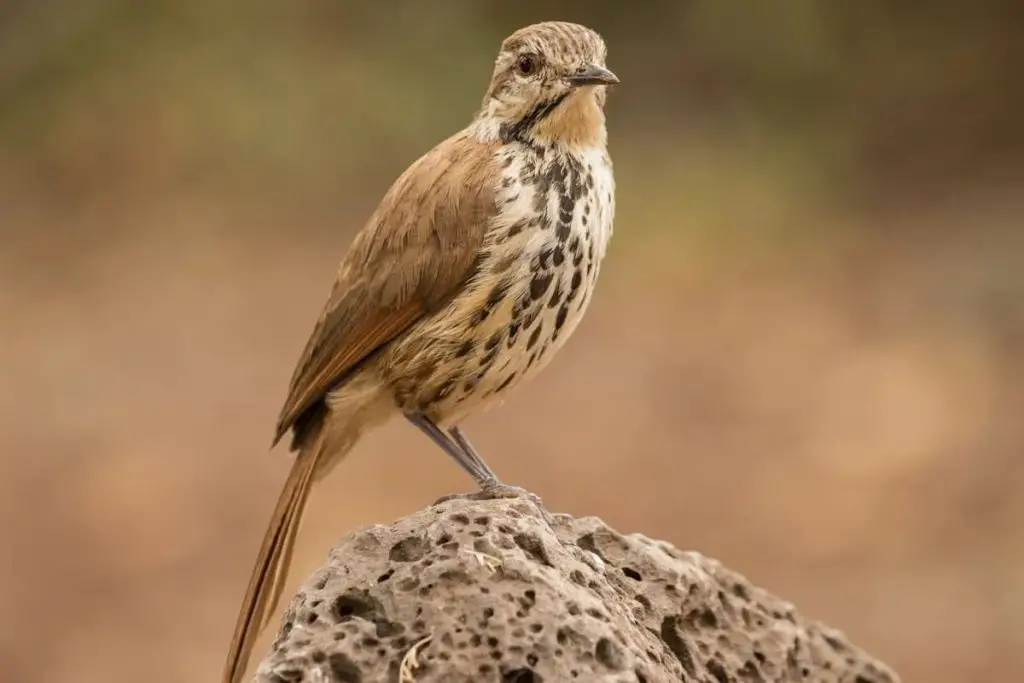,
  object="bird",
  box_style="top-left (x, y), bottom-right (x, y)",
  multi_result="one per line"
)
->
top-left (222, 21), bottom-right (618, 683)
